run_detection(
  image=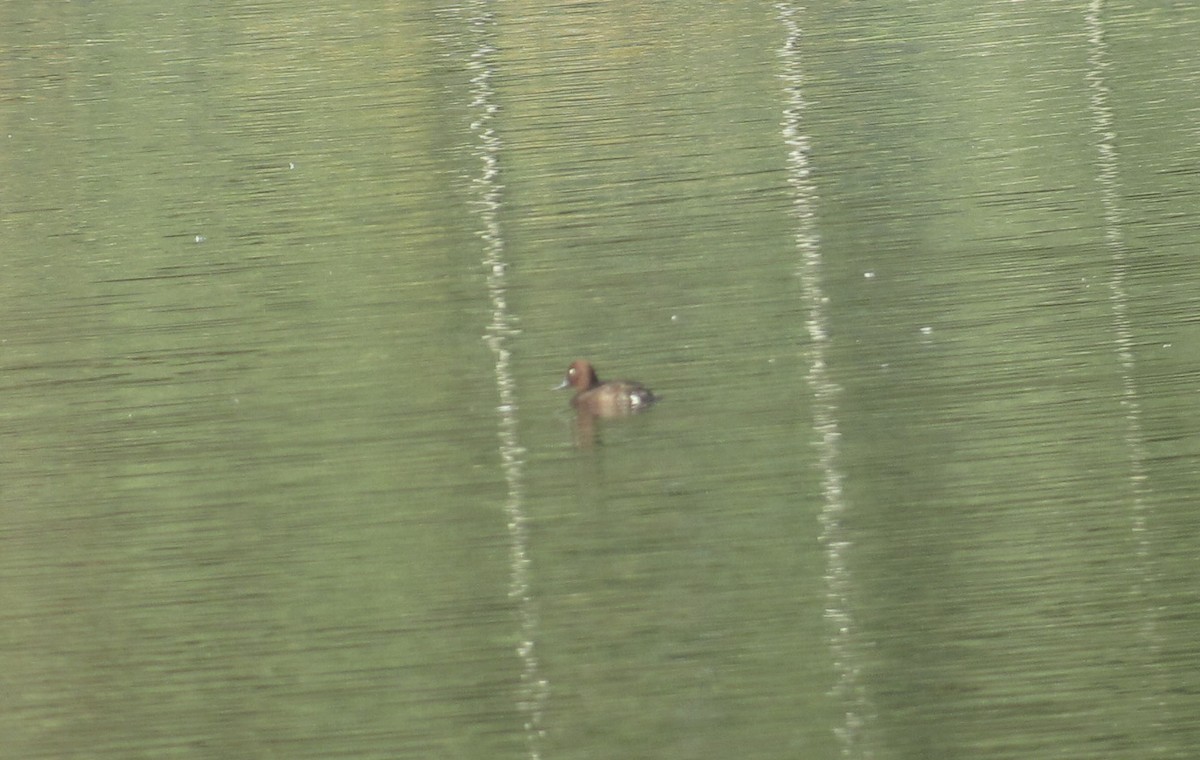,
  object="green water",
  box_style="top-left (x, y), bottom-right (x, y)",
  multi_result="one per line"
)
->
top-left (2, 1), bottom-right (1198, 758)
